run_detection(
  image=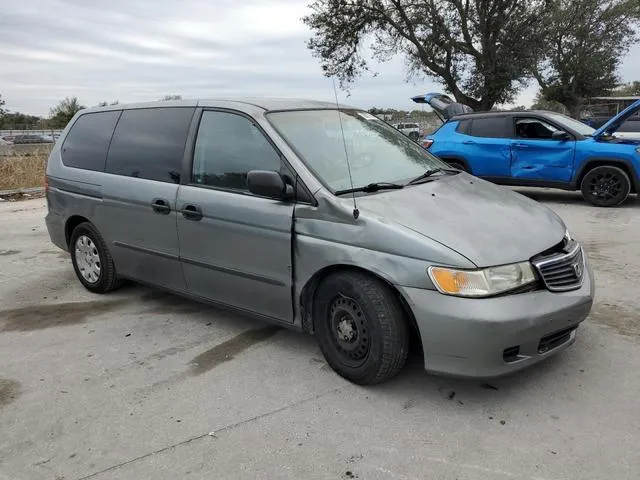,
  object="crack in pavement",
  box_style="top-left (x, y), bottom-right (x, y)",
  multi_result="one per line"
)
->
top-left (74, 387), bottom-right (342, 480)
